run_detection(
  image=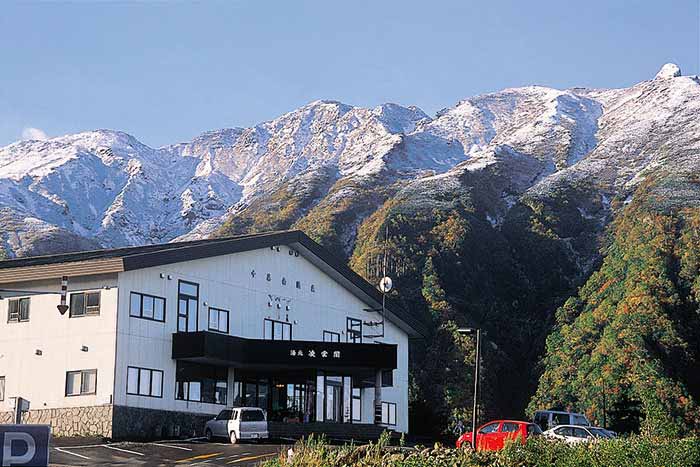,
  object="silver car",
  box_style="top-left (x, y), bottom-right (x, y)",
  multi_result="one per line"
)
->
top-left (205, 407), bottom-right (269, 444)
top-left (543, 424), bottom-right (615, 444)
